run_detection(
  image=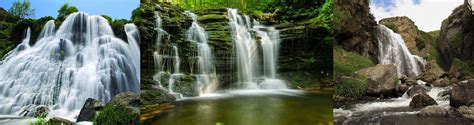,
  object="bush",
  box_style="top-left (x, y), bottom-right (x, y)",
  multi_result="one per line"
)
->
top-left (93, 104), bottom-right (139, 125)
top-left (335, 76), bottom-right (368, 97)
